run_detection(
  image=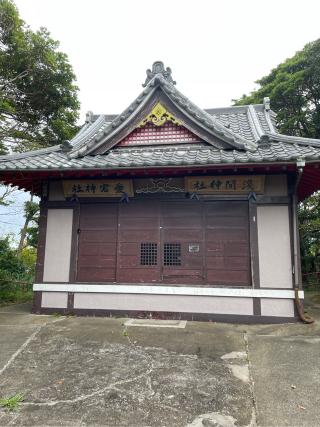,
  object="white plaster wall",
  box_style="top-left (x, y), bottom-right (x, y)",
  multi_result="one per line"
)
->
top-left (43, 209), bottom-right (73, 282)
top-left (261, 298), bottom-right (294, 317)
top-left (257, 205), bottom-right (292, 288)
top-left (264, 175), bottom-right (287, 196)
top-left (42, 292), bottom-right (68, 308)
top-left (74, 293), bottom-right (254, 315)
